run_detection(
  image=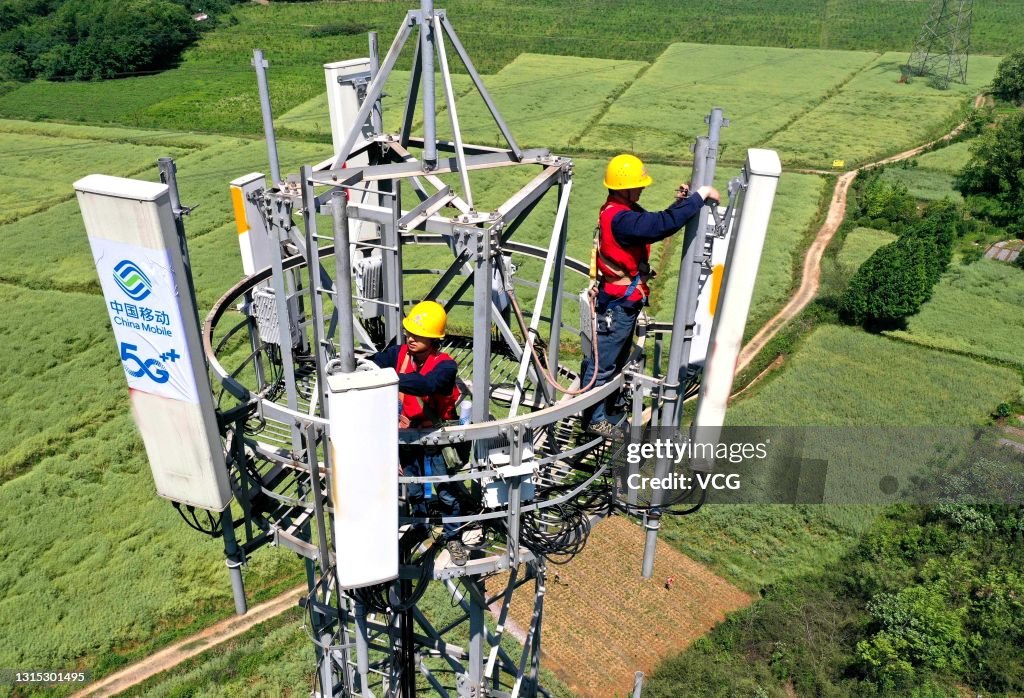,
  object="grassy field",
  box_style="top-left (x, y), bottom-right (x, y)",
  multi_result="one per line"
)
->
top-left (836, 226), bottom-right (897, 271)
top-left (279, 53), bottom-right (648, 152)
top-left (877, 136), bottom-right (977, 202)
top-left (581, 43), bottom-right (878, 161)
top-left (0, 0), bottom-right (1021, 138)
top-left (728, 324), bottom-right (1019, 426)
top-left (885, 258), bottom-right (1024, 368)
top-left (763, 53), bottom-right (1001, 168)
